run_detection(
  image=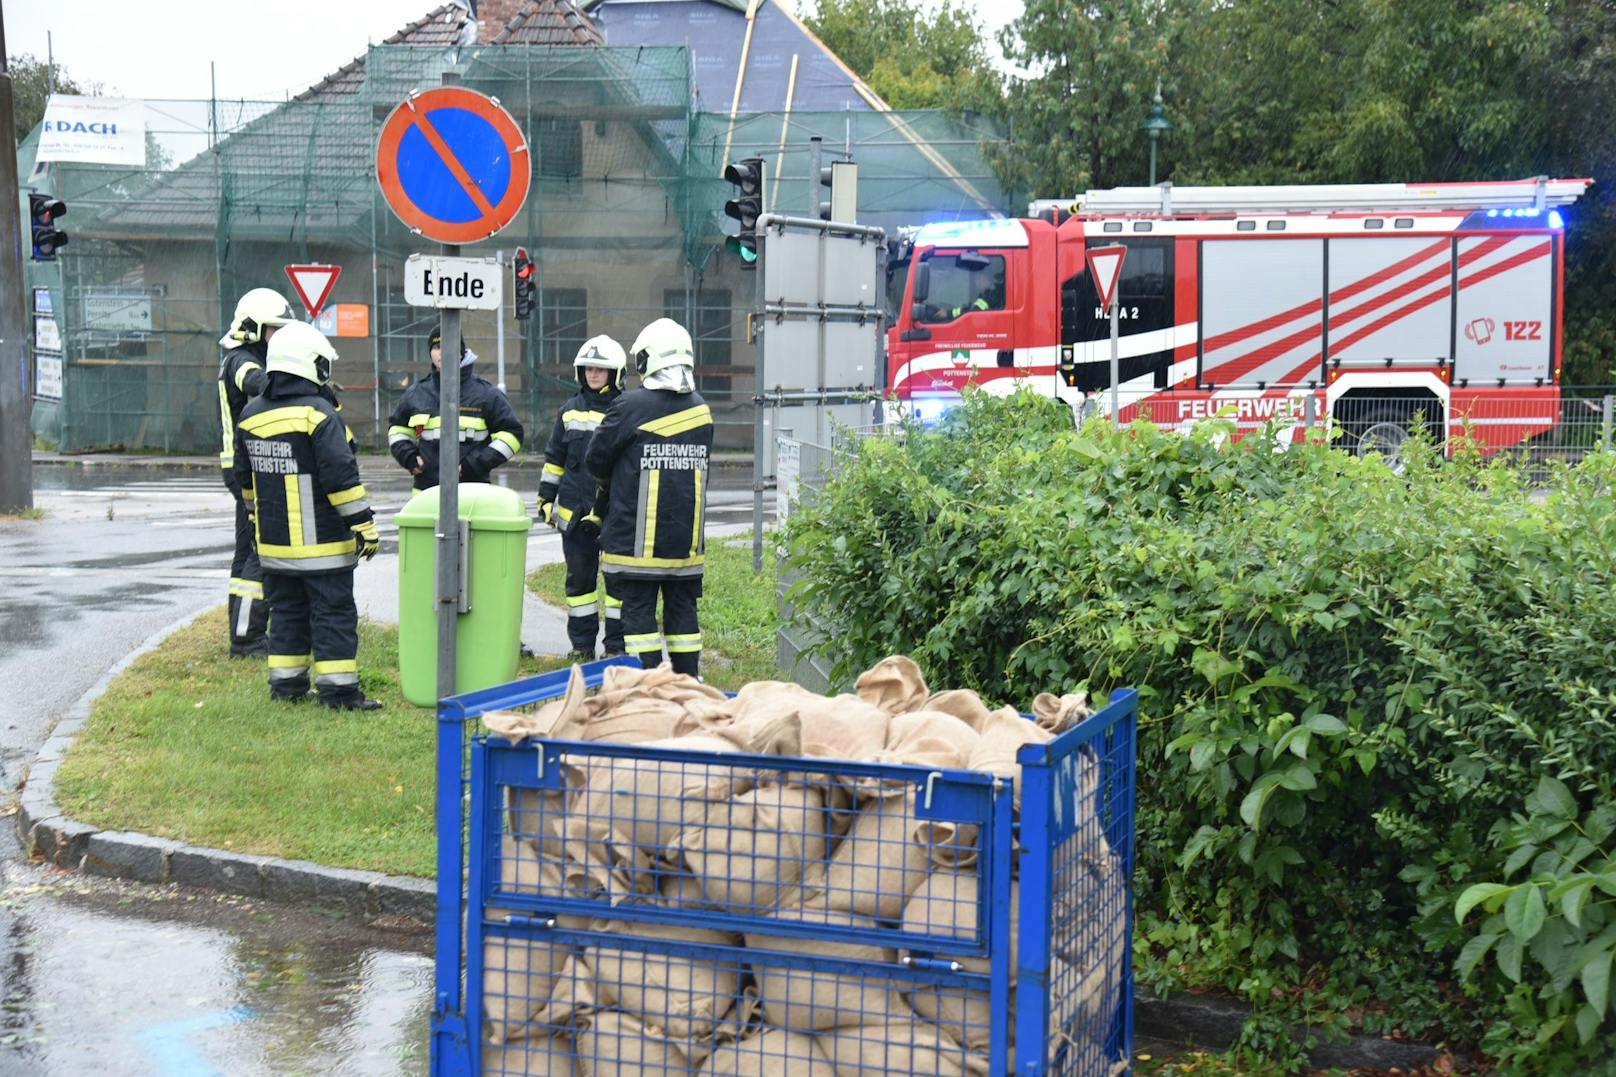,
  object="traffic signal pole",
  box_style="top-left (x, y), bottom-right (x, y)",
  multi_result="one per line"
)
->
top-left (0, 15), bottom-right (36, 513)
